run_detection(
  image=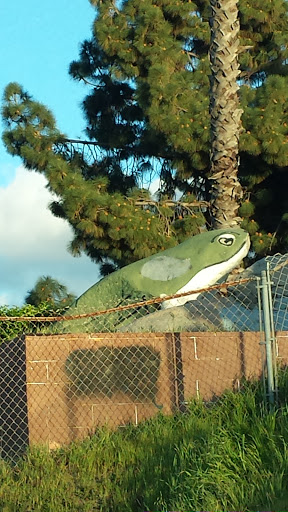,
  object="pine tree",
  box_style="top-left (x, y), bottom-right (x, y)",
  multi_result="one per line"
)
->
top-left (1, 82), bottom-right (205, 271)
top-left (2, 0), bottom-right (288, 262)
